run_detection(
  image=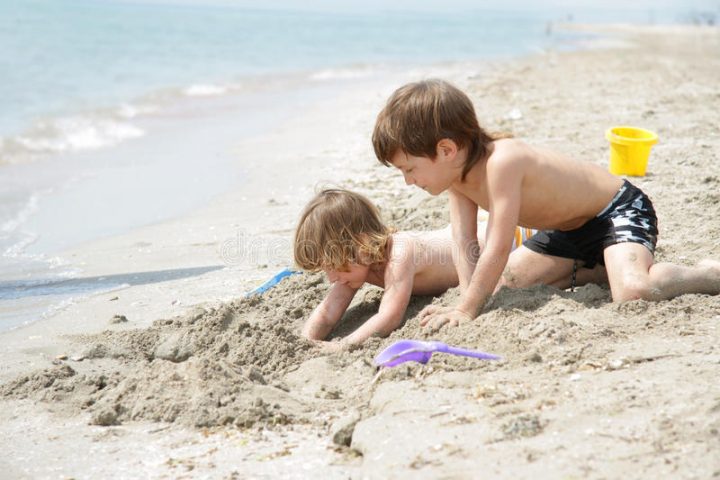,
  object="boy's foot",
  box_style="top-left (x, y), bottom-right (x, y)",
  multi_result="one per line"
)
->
top-left (698, 259), bottom-right (720, 294)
